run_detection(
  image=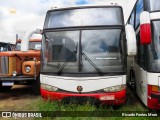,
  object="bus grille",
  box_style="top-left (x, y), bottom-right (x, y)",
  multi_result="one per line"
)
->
top-left (0, 56), bottom-right (9, 75)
